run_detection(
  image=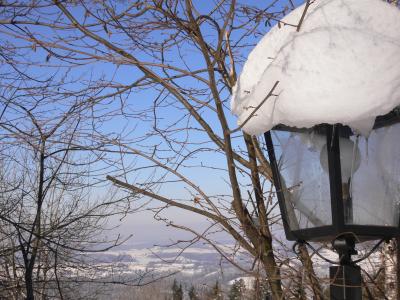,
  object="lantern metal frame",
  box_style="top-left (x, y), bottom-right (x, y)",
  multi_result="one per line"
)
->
top-left (264, 109), bottom-right (400, 242)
